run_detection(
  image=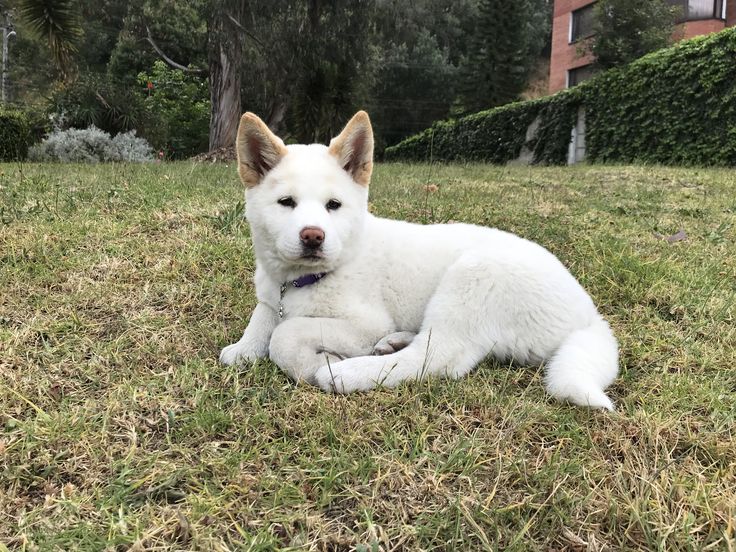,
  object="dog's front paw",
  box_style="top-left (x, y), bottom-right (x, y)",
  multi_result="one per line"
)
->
top-left (313, 358), bottom-right (379, 394)
top-left (219, 340), bottom-right (263, 366)
top-left (372, 331), bottom-right (416, 355)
